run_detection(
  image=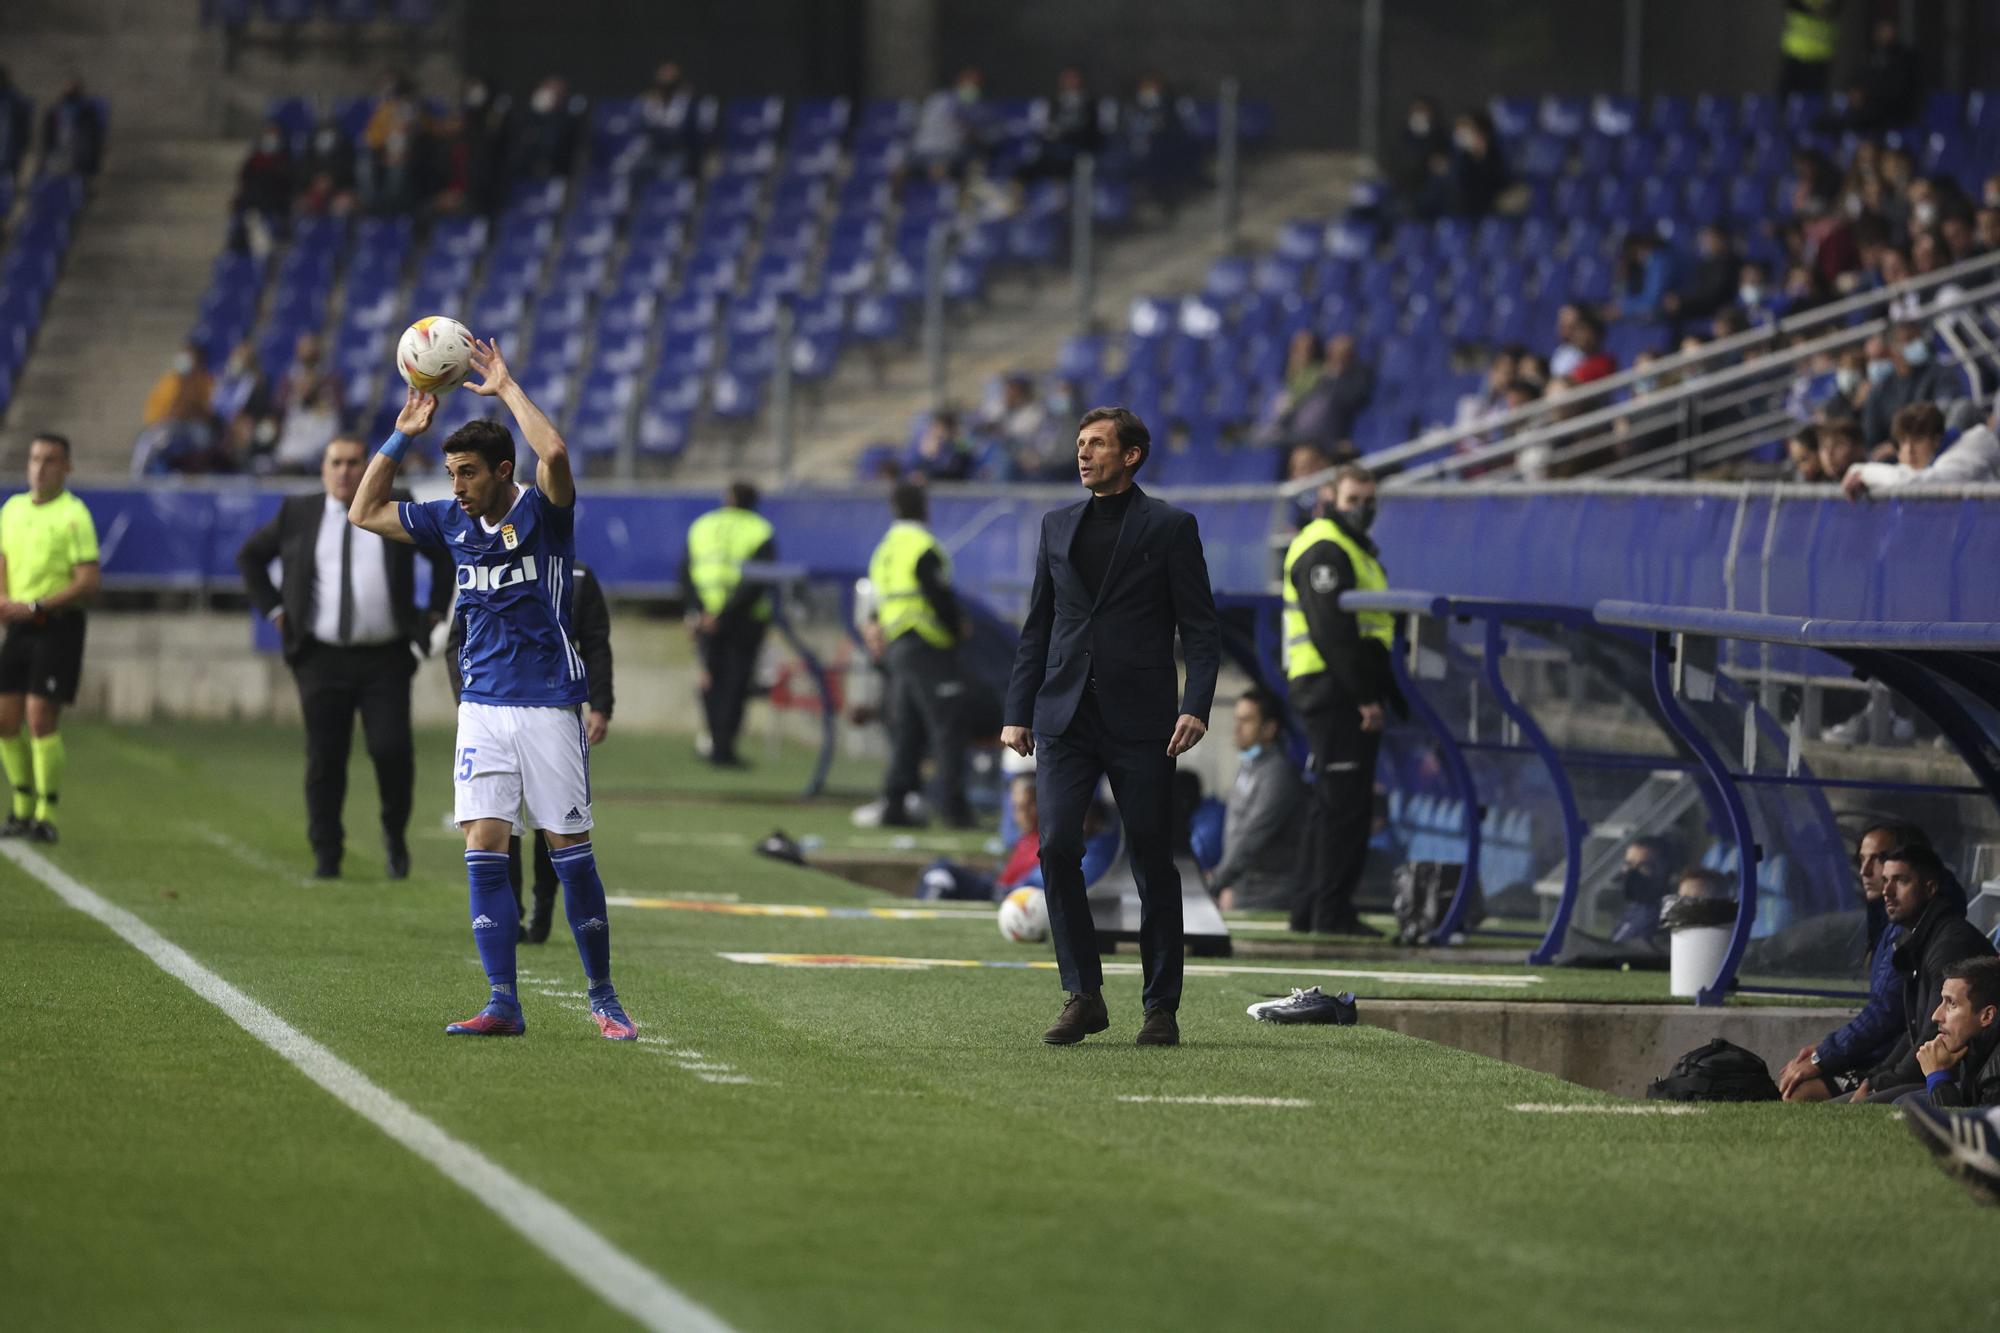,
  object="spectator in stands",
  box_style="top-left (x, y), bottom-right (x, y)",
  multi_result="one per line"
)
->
top-left (1843, 401), bottom-right (2000, 498)
top-left (1913, 956), bottom-right (2000, 1109)
top-left (1610, 232), bottom-right (1675, 323)
top-left (911, 410), bottom-right (975, 481)
top-left (1796, 180), bottom-right (1862, 286)
top-left (1861, 324), bottom-right (1946, 449)
top-left (1778, 821), bottom-right (1925, 1100)
top-left (1938, 214), bottom-right (1978, 265)
top-left (358, 72), bottom-right (422, 214)
top-left (1123, 73), bottom-right (1195, 217)
top-left (425, 78), bottom-right (503, 214)
top-left (1284, 442), bottom-right (1333, 527)
top-left (210, 340), bottom-right (273, 467)
top-left (509, 75), bottom-right (583, 181)
top-left (1841, 18), bottom-right (1922, 133)
top-left (1777, 0), bottom-right (1841, 96)
top-left (274, 333), bottom-right (344, 423)
top-left (0, 66), bottom-right (30, 179)
top-left (236, 121), bottom-right (295, 235)
top-left (1785, 423), bottom-right (1825, 482)
top-left (912, 68), bottom-right (989, 181)
top-left (984, 375), bottom-right (1056, 477)
top-left (39, 75), bottom-right (103, 177)
top-left (1448, 110), bottom-right (1509, 218)
top-left (134, 343), bottom-right (216, 473)
top-left (1290, 334), bottom-right (1376, 451)
top-left (1454, 347), bottom-right (1518, 430)
top-left (1778, 260), bottom-right (1830, 317)
top-left (270, 381), bottom-right (342, 475)
top-left (297, 119), bottom-right (357, 212)
top-left (1819, 349), bottom-right (1870, 422)
top-left (1561, 311), bottom-right (1615, 387)
top-left (1208, 687), bottom-right (1303, 914)
top-left (1976, 207), bottom-right (2000, 256)
top-left (1674, 224), bottom-right (1739, 327)
top-left (1849, 842), bottom-right (1996, 1103)
top-left (637, 60), bottom-right (709, 177)
top-left (1816, 417), bottom-right (1867, 482)
top-left (1255, 330), bottom-right (1324, 444)
top-left (1395, 95), bottom-right (1453, 220)
top-left (1025, 66), bottom-right (1104, 182)
top-left (1736, 260), bottom-right (1780, 324)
